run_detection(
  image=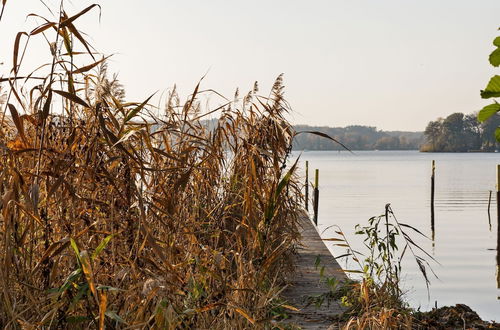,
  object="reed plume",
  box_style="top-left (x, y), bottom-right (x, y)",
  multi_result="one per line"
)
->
top-left (0, 3), bottom-right (302, 328)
